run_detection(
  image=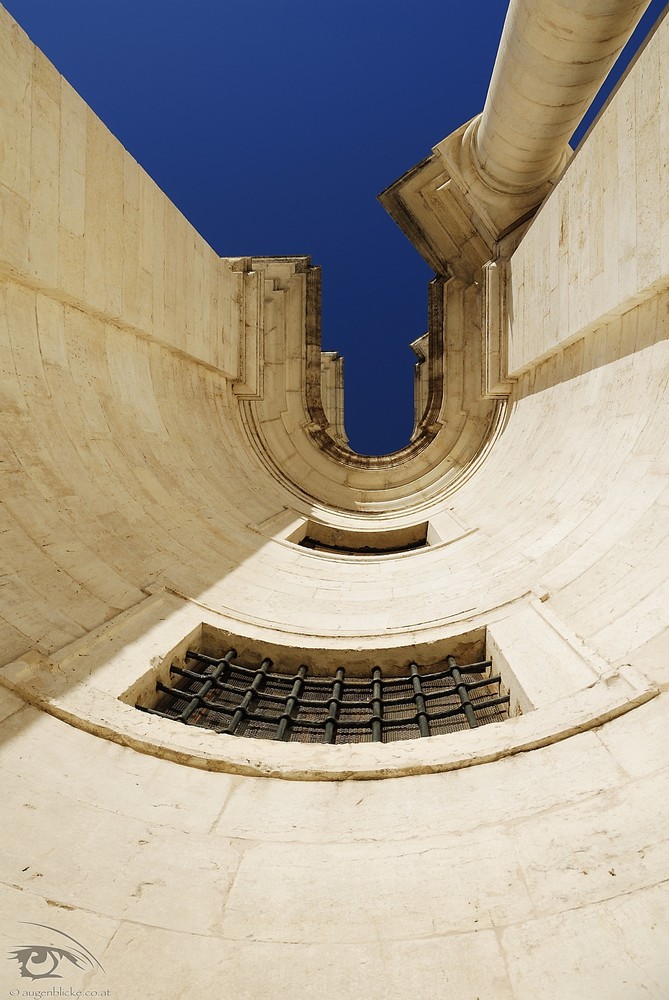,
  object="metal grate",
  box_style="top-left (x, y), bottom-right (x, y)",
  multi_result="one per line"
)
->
top-left (137, 649), bottom-right (510, 744)
top-left (298, 537), bottom-right (427, 555)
